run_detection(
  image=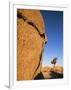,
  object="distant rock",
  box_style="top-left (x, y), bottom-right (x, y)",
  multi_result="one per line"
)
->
top-left (41, 66), bottom-right (63, 79)
top-left (51, 66), bottom-right (63, 74)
